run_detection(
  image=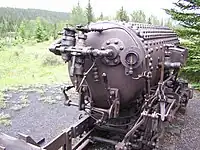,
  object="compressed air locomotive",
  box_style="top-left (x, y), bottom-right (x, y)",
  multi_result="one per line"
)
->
top-left (0, 21), bottom-right (193, 150)
top-left (48, 21), bottom-right (193, 149)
